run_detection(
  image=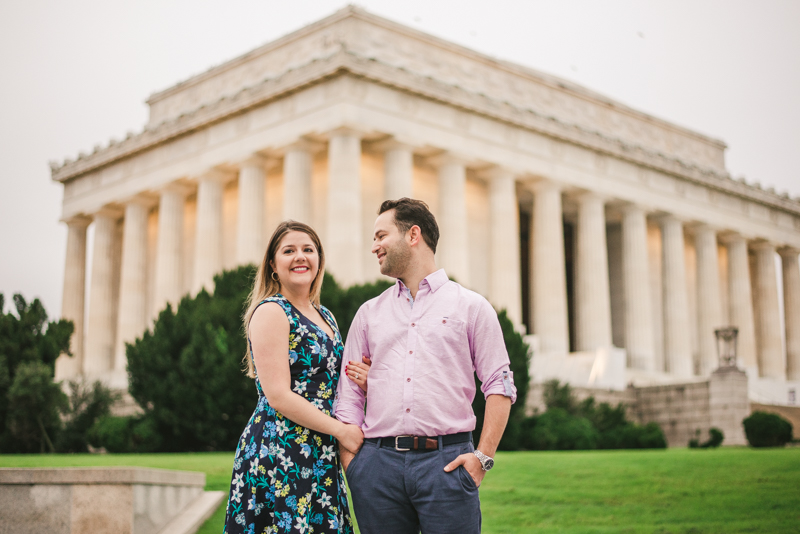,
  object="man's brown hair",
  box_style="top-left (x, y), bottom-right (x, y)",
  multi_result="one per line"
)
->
top-left (378, 198), bottom-right (440, 253)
